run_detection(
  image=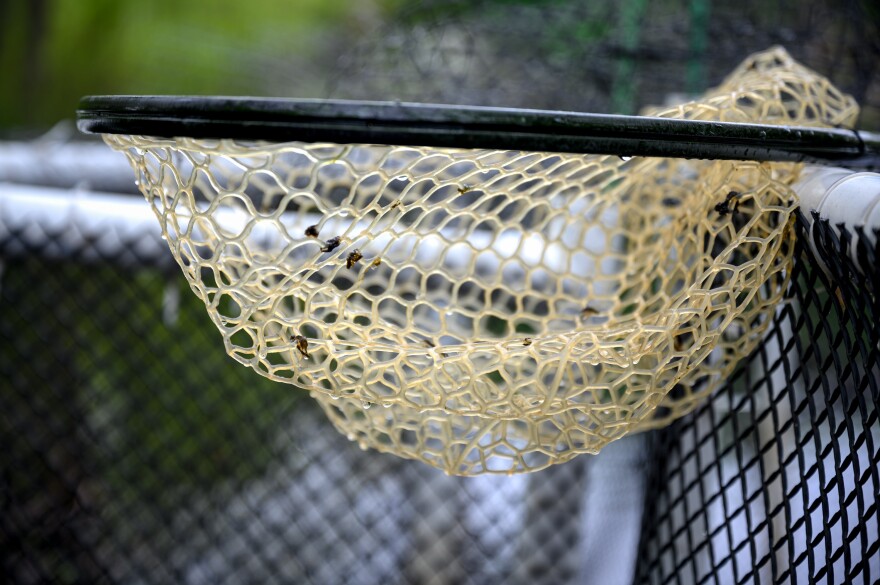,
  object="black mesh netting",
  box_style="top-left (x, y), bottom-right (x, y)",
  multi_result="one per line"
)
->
top-left (635, 213), bottom-right (880, 585)
top-left (0, 203), bottom-right (877, 584)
